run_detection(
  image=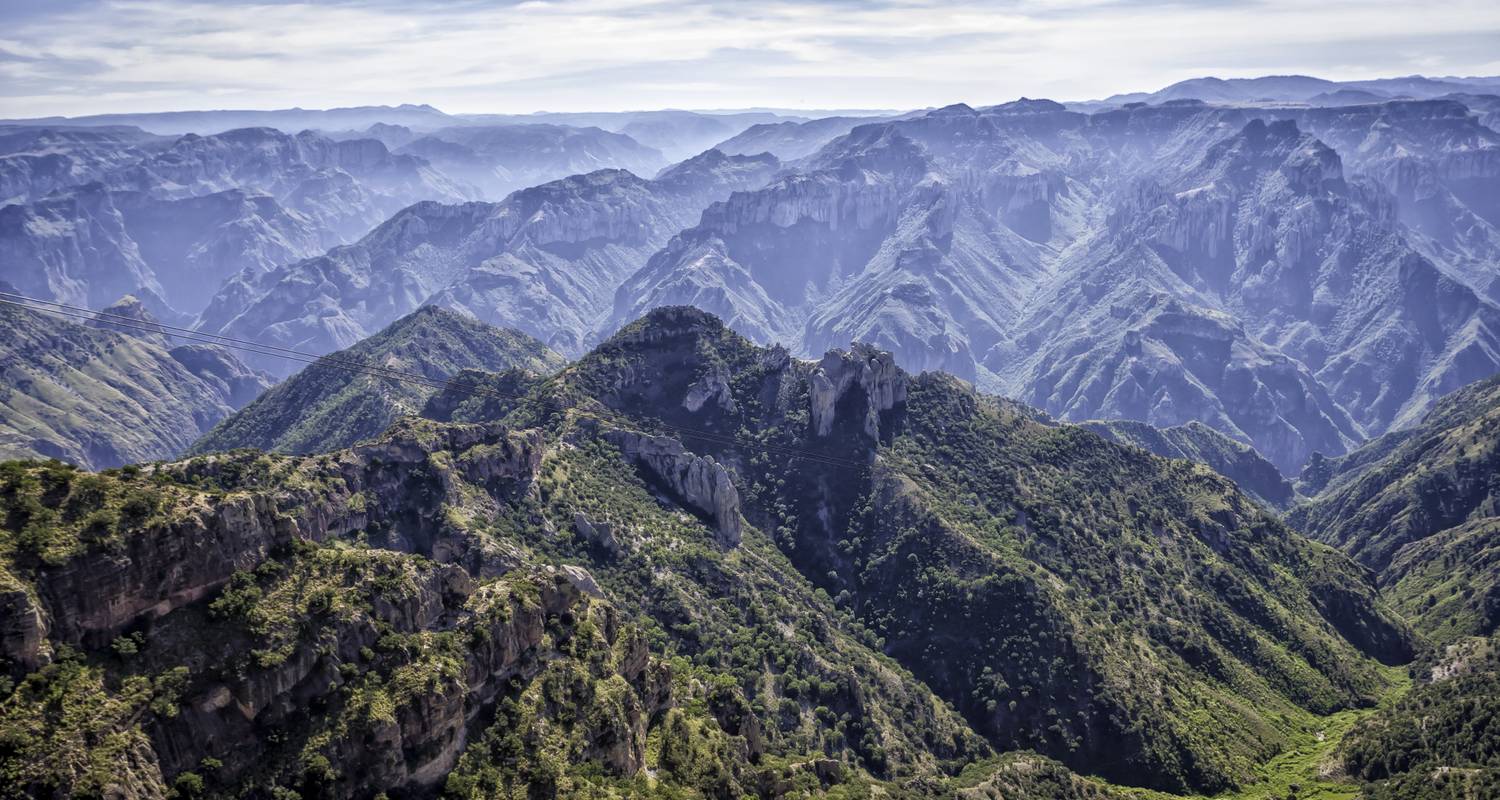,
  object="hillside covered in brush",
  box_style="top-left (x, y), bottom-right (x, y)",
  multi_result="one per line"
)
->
top-left (1290, 373), bottom-right (1500, 644)
top-left (0, 298), bottom-right (270, 470)
top-left (190, 306), bottom-right (563, 457)
top-left (0, 307), bottom-right (1416, 799)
